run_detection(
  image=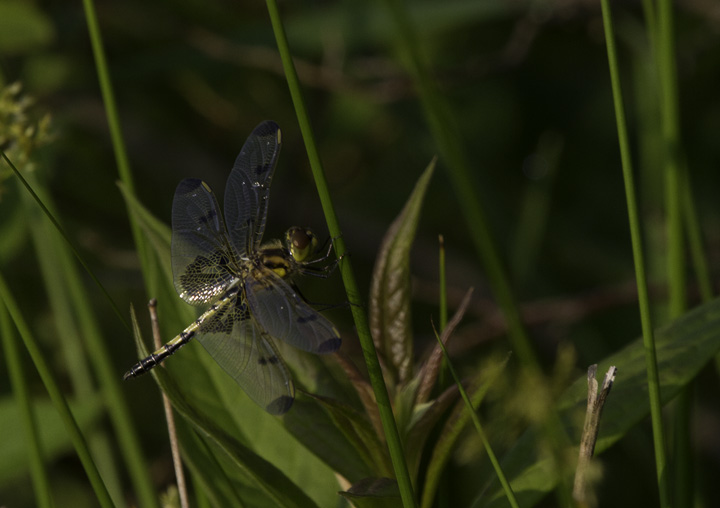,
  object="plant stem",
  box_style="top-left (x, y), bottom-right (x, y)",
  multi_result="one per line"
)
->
top-left (599, 2), bottom-right (669, 506)
top-left (264, 1), bottom-right (417, 506)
